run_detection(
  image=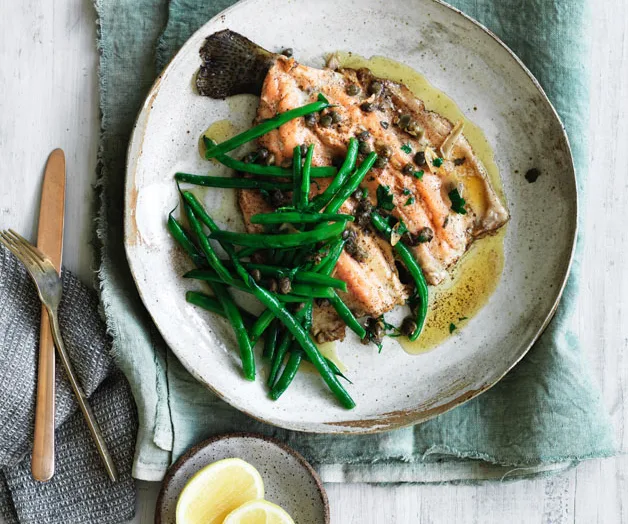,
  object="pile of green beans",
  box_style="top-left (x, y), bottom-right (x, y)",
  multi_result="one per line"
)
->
top-left (168, 92), bottom-right (428, 408)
